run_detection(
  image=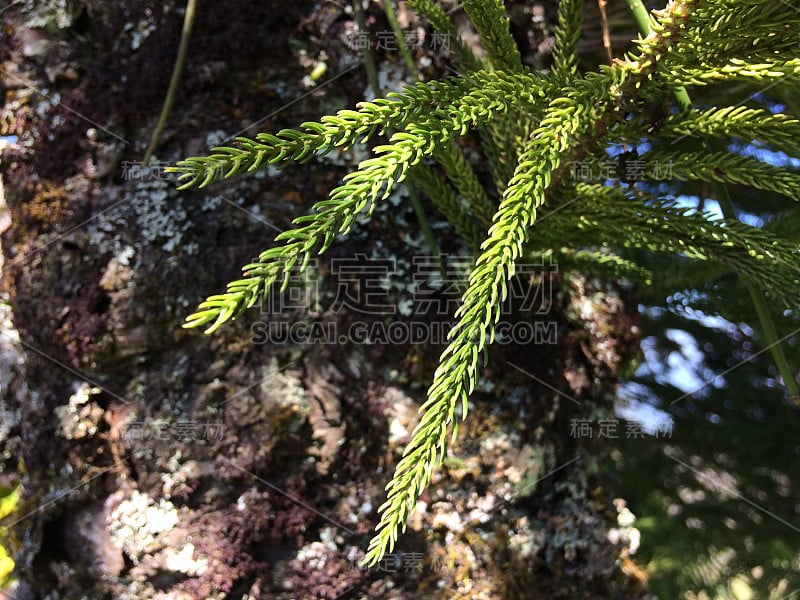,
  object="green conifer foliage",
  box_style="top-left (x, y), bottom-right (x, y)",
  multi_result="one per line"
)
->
top-left (168, 0), bottom-right (800, 564)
